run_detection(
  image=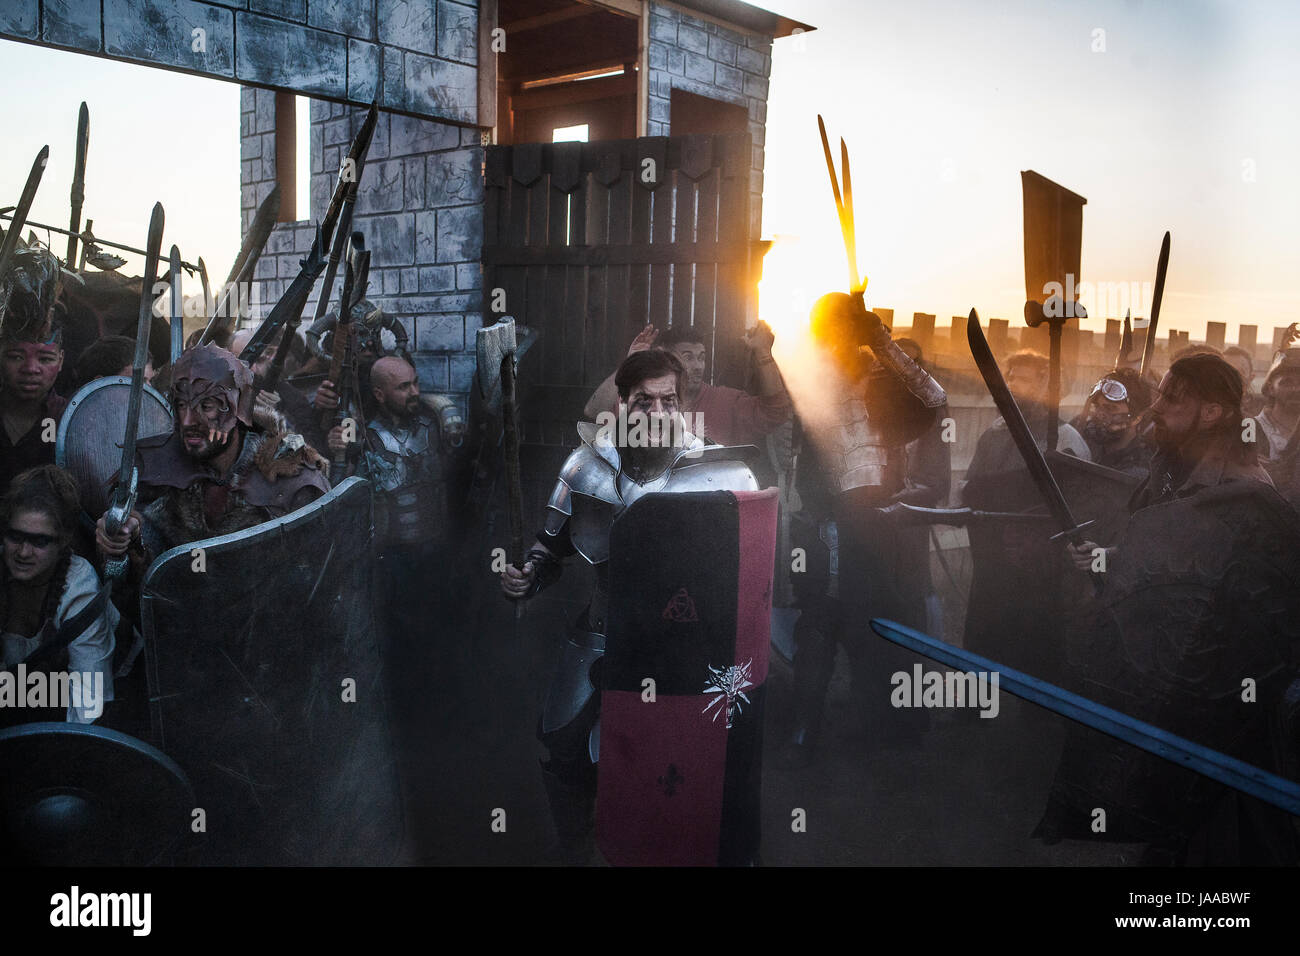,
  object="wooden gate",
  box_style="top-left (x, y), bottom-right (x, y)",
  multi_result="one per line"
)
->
top-left (482, 132), bottom-right (758, 453)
